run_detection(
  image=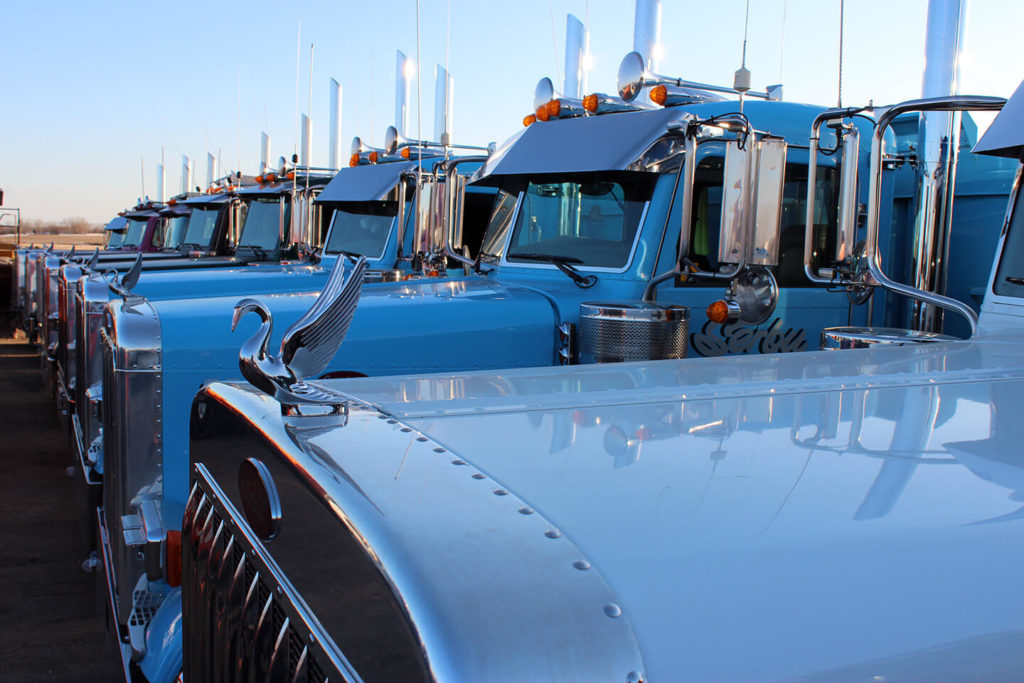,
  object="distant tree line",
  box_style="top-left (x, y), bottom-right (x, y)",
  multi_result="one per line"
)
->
top-left (0, 217), bottom-right (102, 235)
